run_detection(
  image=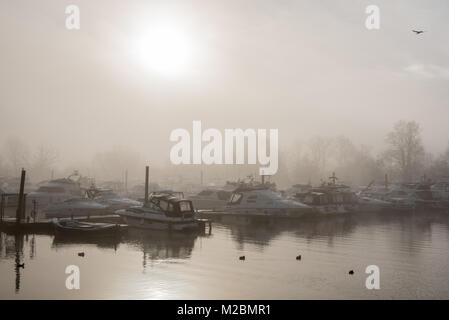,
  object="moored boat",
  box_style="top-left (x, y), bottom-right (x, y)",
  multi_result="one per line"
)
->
top-left (52, 218), bottom-right (121, 235)
top-left (217, 184), bottom-right (312, 217)
top-left (116, 194), bottom-right (205, 231)
top-left (292, 174), bottom-right (358, 215)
